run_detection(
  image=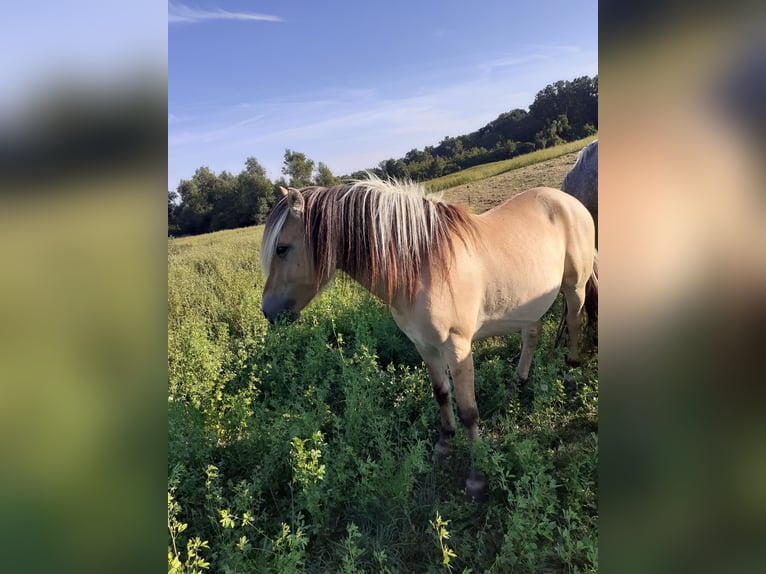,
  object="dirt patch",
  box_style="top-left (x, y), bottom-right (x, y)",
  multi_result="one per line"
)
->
top-left (440, 151), bottom-right (581, 213)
